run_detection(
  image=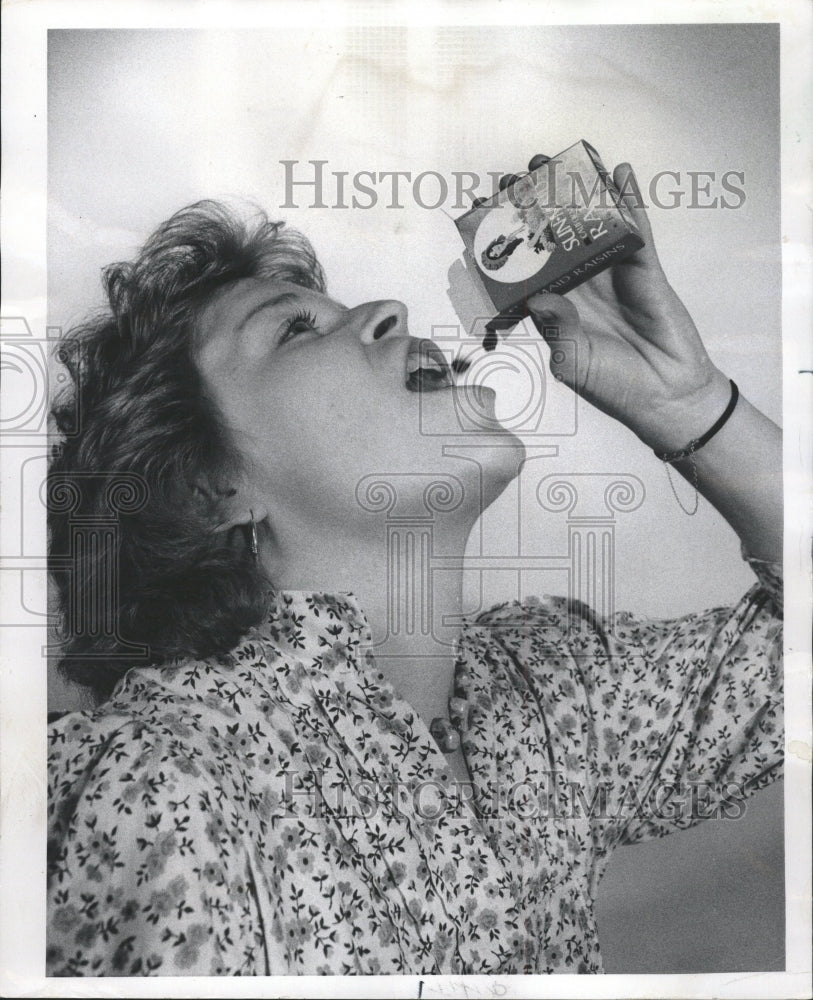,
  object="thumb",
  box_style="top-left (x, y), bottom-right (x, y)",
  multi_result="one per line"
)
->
top-left (527, 292), bottom-right (588, 391)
